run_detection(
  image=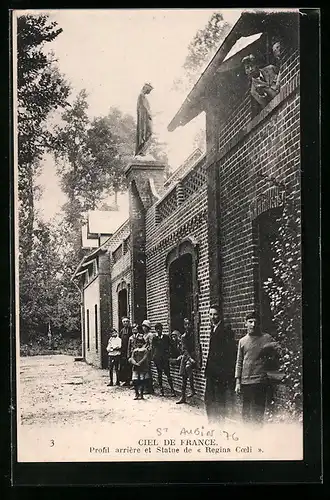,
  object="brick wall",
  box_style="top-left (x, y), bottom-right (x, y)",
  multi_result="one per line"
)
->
top-left (204, 43), bottom-right (300, 346)
top-left (106, 220), bottom-right (132, 331)
top-left (218, 46), bottom-right (299, 153)
top-left (145, 185), bottom-right (210, 397)
top-left (107, 220), bottom-right (130, 253)
top-left (80, 26), bottom-right (300, 413)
